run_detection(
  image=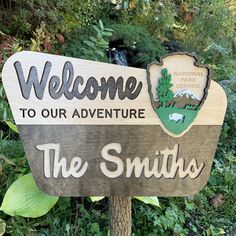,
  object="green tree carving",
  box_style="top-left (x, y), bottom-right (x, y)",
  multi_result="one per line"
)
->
top-left (156, 68), bottom-right (174, 108)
